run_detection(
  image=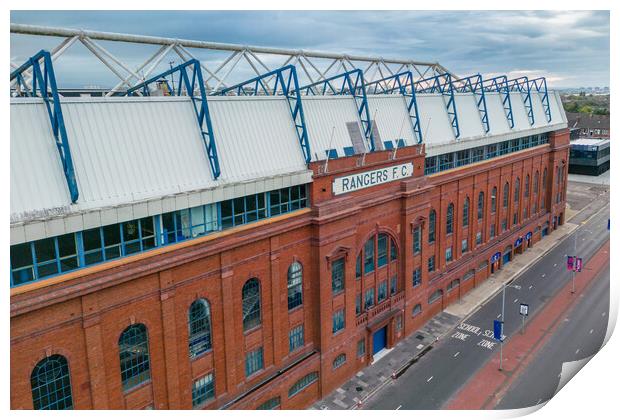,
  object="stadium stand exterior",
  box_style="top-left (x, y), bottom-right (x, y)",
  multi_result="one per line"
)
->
top-left (10, 44), bottom-right (569, 409)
